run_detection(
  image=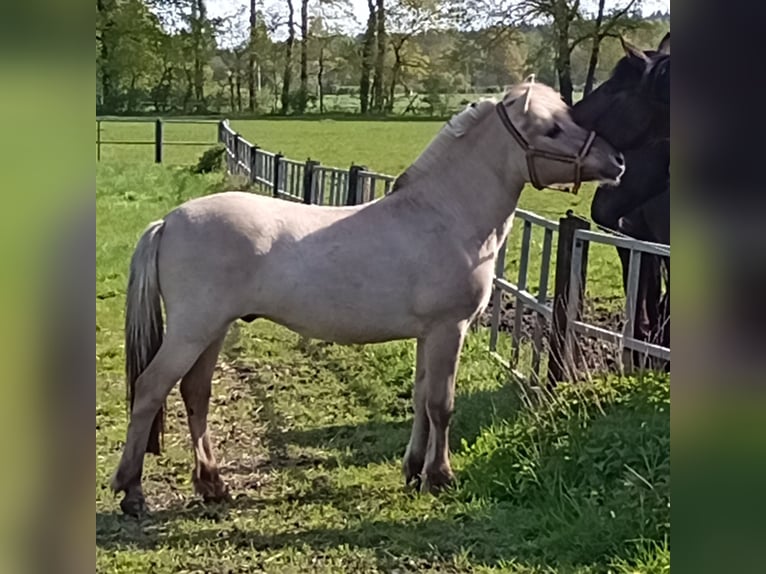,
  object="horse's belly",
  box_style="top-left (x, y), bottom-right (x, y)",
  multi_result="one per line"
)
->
top-left (261, 305), bottom-right (418, 345)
